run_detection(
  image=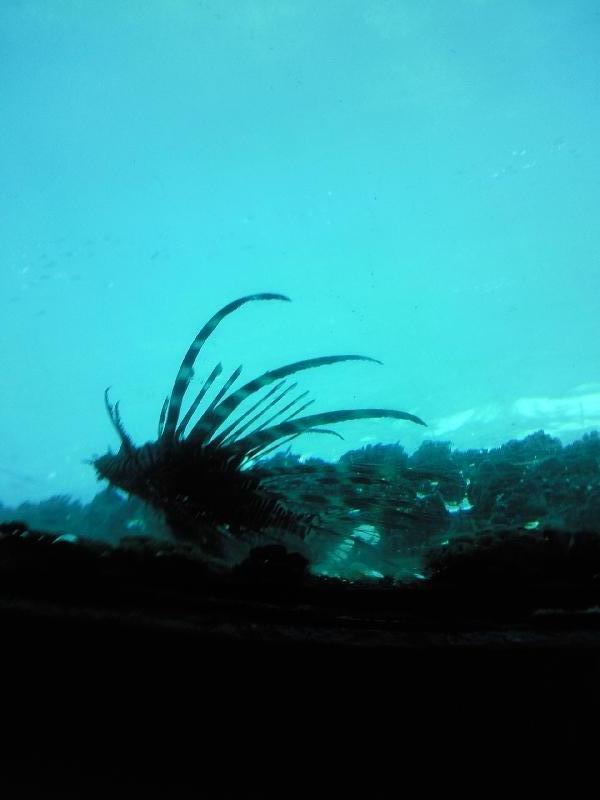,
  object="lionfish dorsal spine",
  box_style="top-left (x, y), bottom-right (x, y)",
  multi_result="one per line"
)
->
top-left (160, 293), bottom-right (290, 441)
